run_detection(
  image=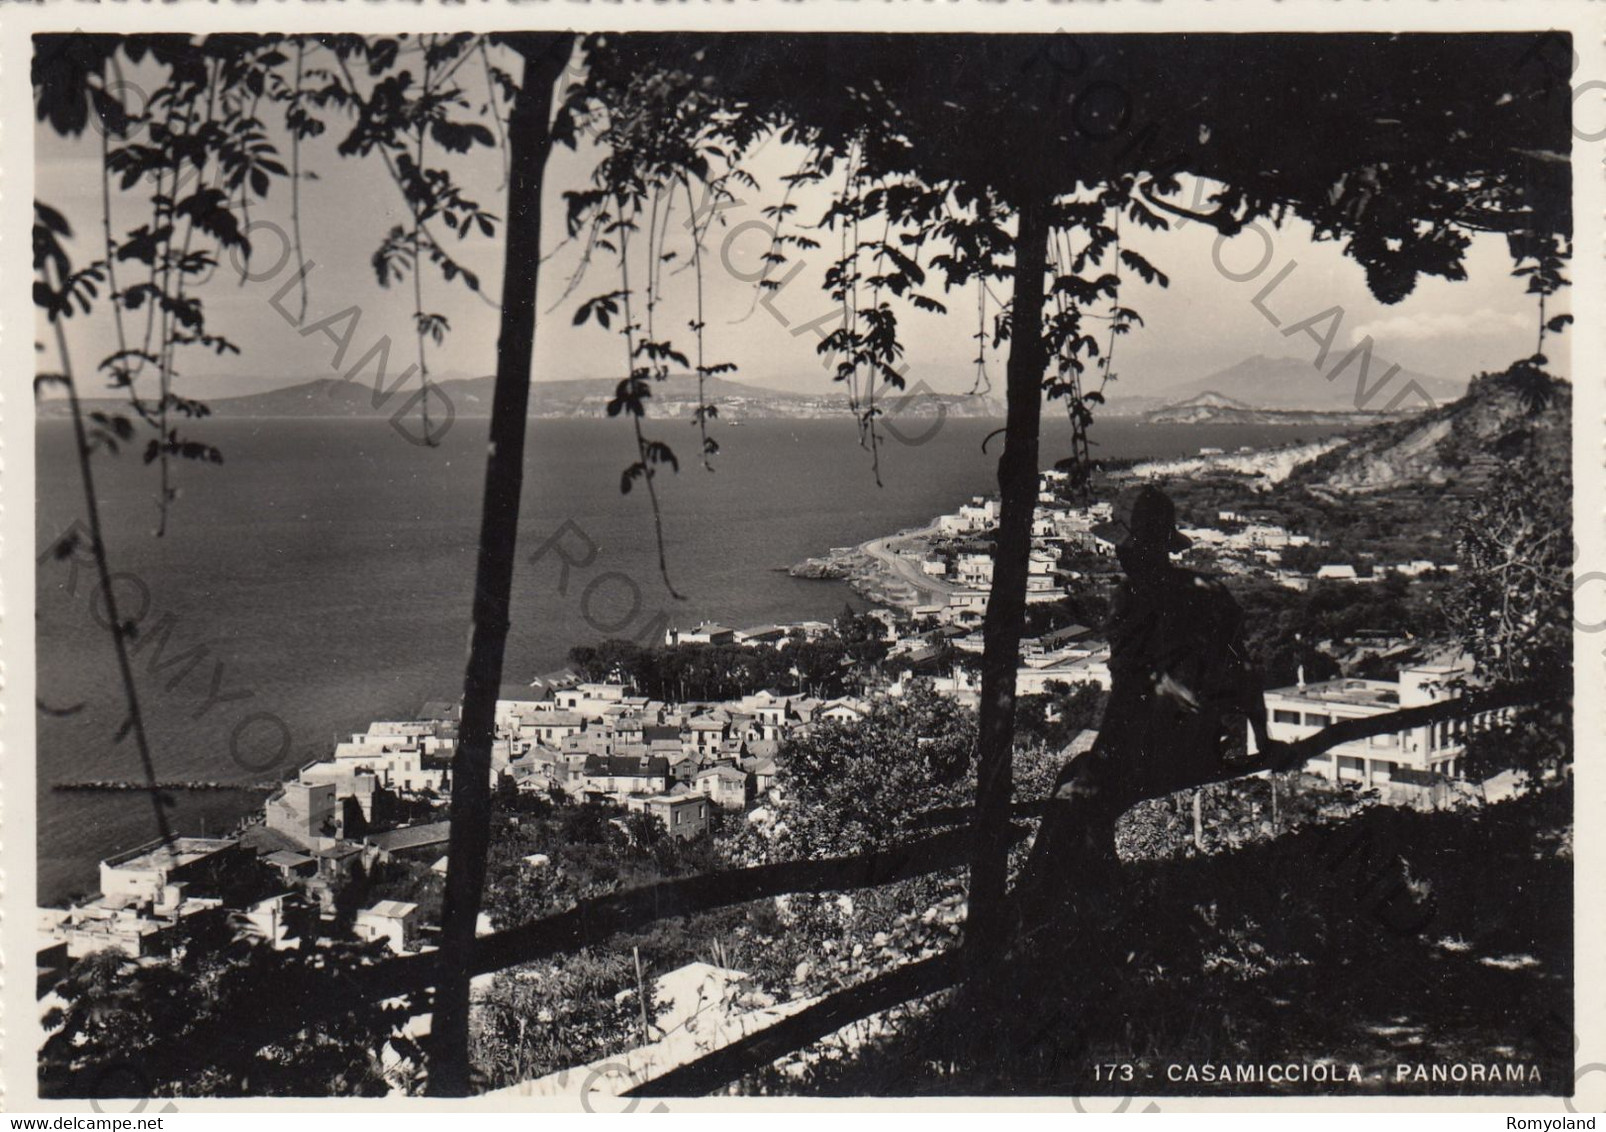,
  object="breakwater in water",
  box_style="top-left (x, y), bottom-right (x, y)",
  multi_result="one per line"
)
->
top-left (52, 780), bottom-right (278, 793)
